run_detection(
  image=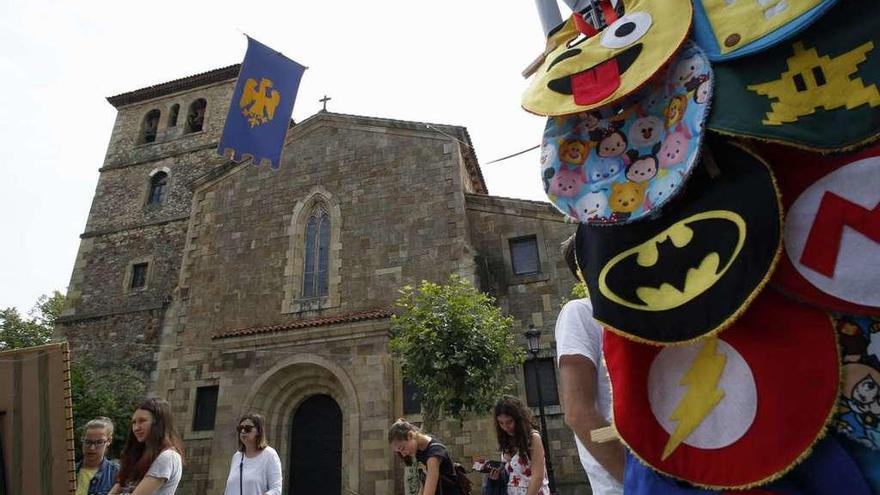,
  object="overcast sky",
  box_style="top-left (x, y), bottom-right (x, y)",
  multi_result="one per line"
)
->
top-left (0, 0), bottom-right (563, 312)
